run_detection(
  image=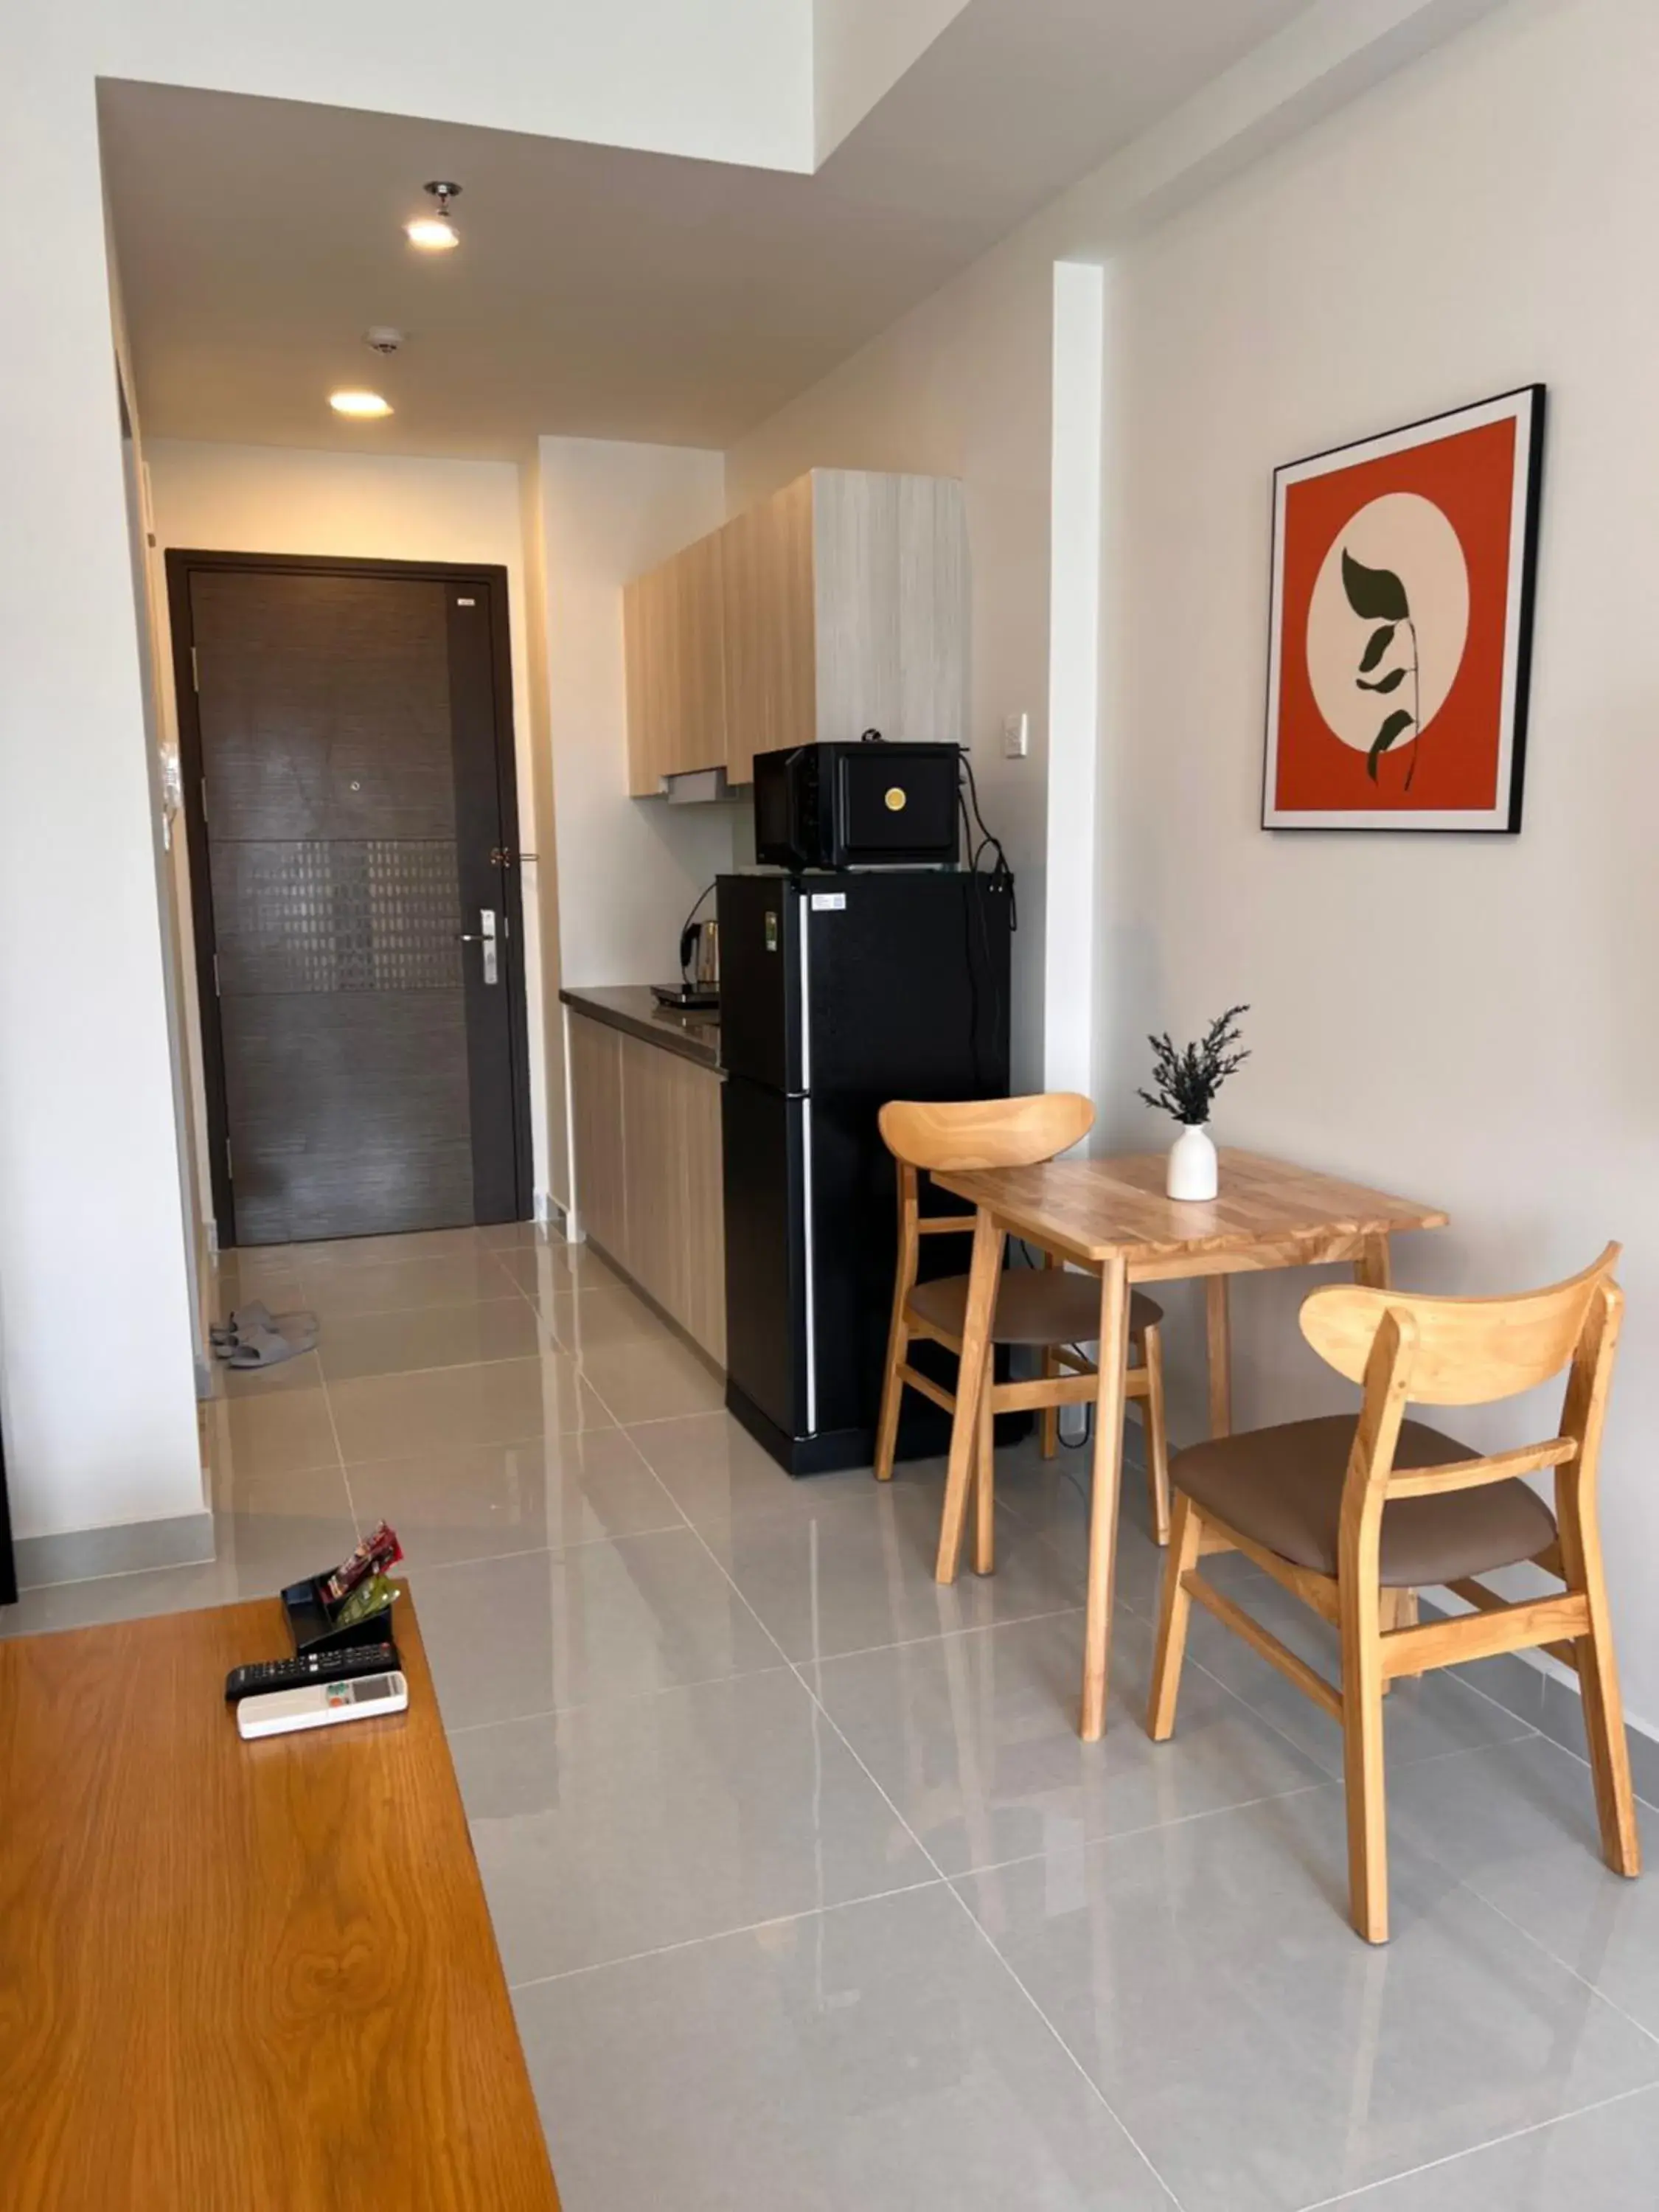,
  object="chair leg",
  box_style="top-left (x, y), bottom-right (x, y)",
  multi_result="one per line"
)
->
top-left (1339, 1576), bottom-right (1390, 1944)
top-left (874, 1320), bottom-right (908, 1481)
top-left (1141, 1323), bottom-right (1172, 1547)
top-left (1147, 1491), bottom-right (1203, 1740)
top-left (1040, 1349), bottom-right (1060, 1460)
top-left (973, 1372), bottom-right (996, 1576)
top-left (1564, 1517), bottom-right (1642, 1877)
